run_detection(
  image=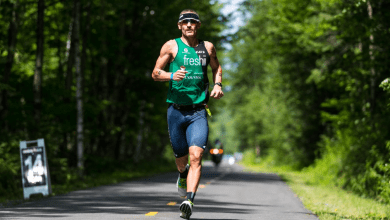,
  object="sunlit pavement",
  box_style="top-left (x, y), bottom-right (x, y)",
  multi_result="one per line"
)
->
top-left (0, 160), bottom-right (318, 220)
